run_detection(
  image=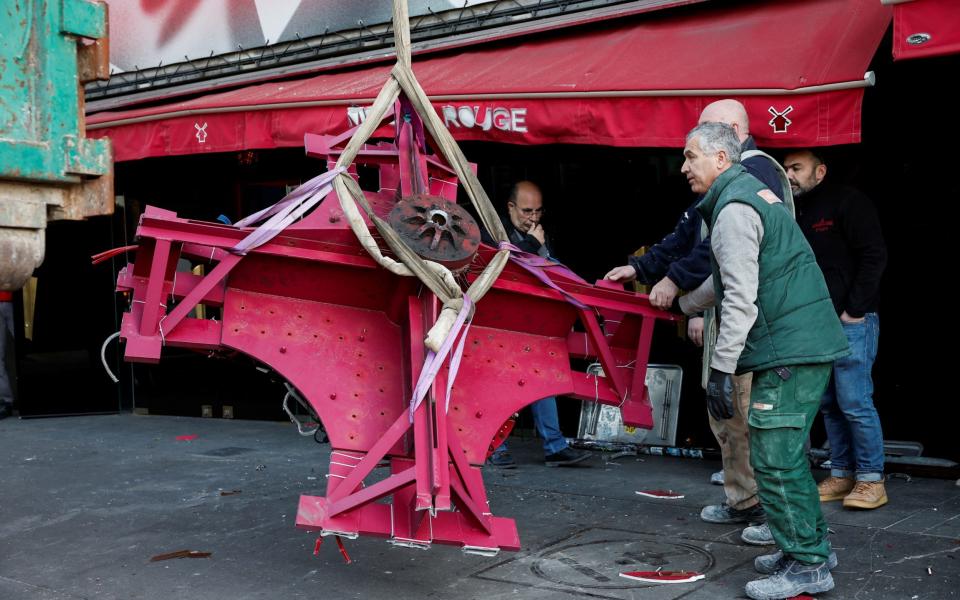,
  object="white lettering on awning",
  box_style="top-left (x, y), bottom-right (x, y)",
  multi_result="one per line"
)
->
top-left (441, 105), bottom-right (528, 133)
top-left (346, 105), bottom-right (529, 134)
top-left (347, 106), bottom-right (368, 127)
